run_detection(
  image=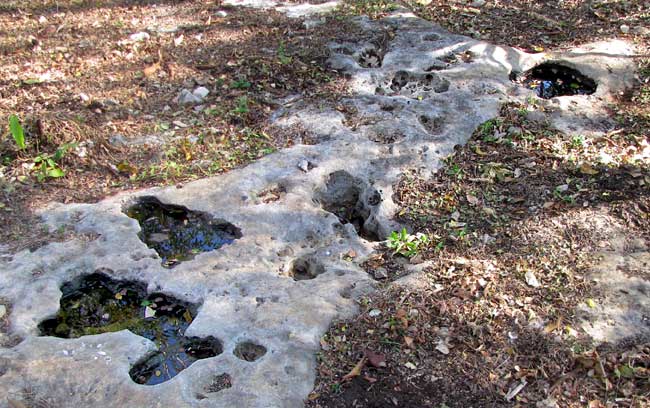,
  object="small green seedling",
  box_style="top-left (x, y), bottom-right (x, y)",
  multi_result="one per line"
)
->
top-left (277, 43), bottom-right (292, 65)
top-left (386, 228), bottom-right (429, 258)
top-left (232, 96), bottom-right (249, 115)
top-left (231, 78), bottom-right (251, 89)
top-left (9, 114), bottom-right (26, 150)
top-left (32, 142), bottom-right (75, 182)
